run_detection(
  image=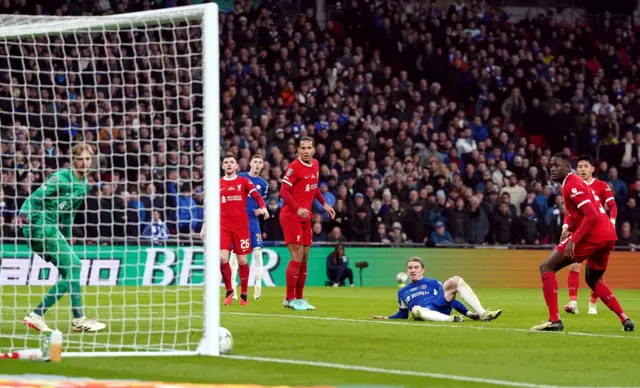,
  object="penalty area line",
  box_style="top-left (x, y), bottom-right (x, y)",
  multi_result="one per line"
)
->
top-left (222, 354), bottom-right (612, 388)
top-left (222, 312), bottom-right (640, 340)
